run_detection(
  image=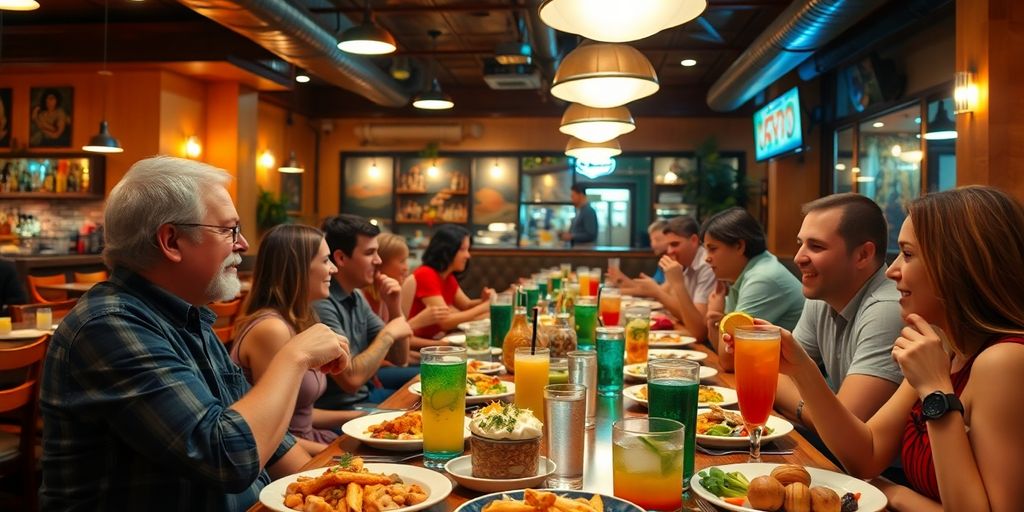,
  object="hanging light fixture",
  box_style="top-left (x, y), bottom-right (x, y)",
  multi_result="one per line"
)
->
top-left (565, 137), bottom-right (622, 161)
top-left (539, 0), bottom-right (706, 43)
top-left (924, 100), bottom-right (957, 140)
top-left (559, 103), bottom-right (635, 143)
top-left (278, 151), bottom-right (304, 173)
top-left (413, 30), bottom-right (454, 110)
top-left (83, 0), bottom-right (123, 154)
top-left (551, 42), bottom-right (659, 108)
top-left (337, 0), bottom-right (396, 55)
top-left (0, 0), bottom-right (39, 11)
